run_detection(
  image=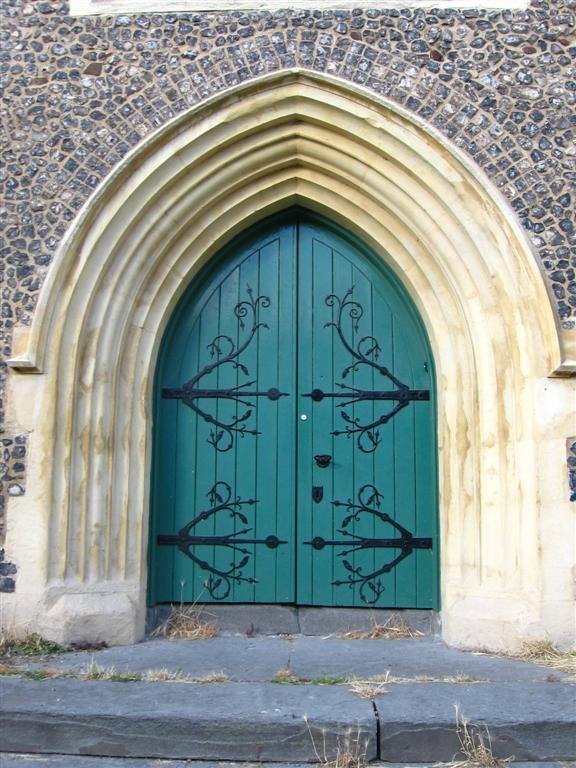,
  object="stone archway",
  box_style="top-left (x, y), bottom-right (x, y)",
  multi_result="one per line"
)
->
top-left (5, 71), bottom-right (573, 650)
